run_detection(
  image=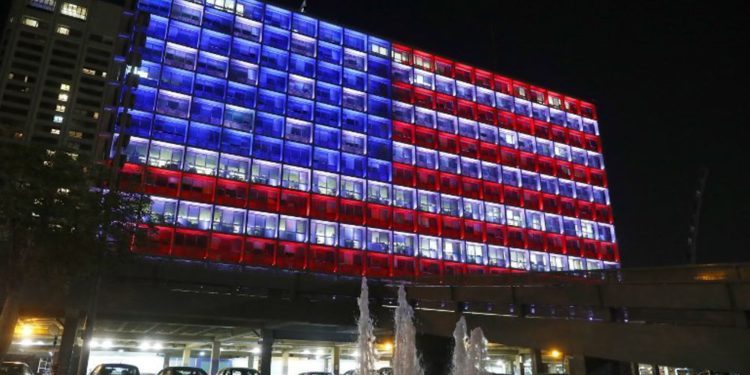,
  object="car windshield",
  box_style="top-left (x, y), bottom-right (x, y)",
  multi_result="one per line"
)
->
top-left (100, 366), bottom-right (138, 375)
top-left (172, 369), bottom-right (206, 375)
top-left (0, 364), bottom-right (25, 375)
